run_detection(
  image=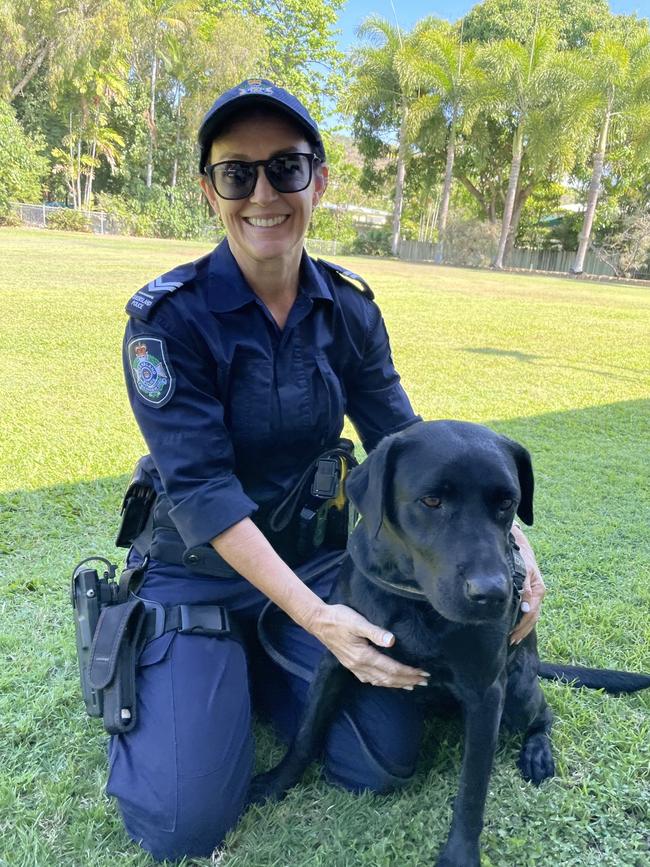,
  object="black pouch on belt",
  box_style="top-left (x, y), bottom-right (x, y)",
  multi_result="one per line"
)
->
top-left (115, 455), bottom-right (157, 549)
top-left (88, 598), bottom-right (148, 734)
